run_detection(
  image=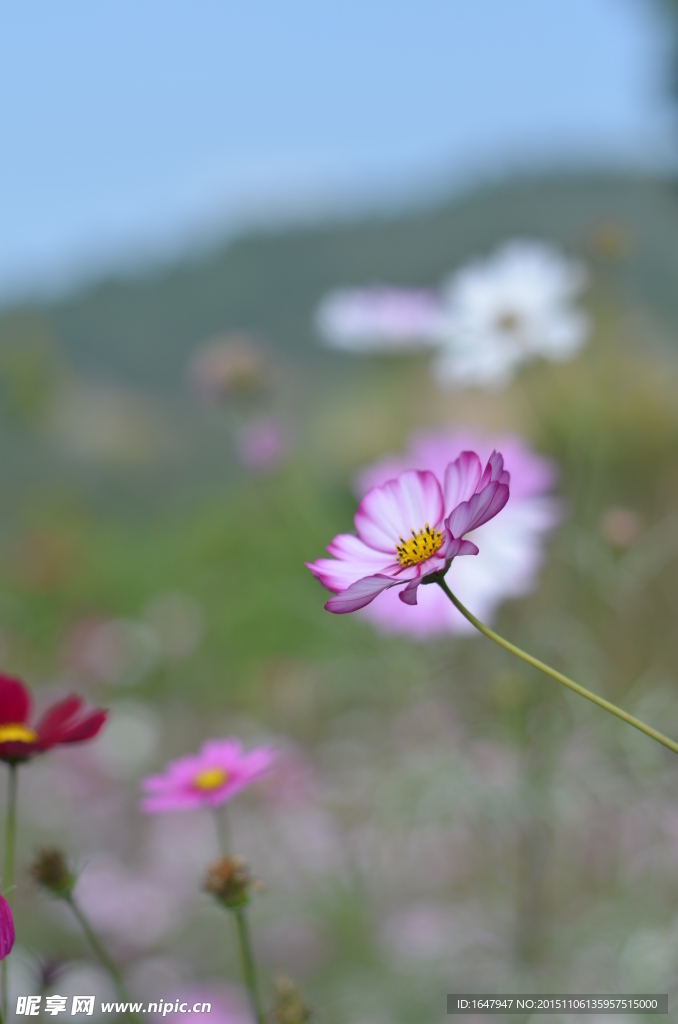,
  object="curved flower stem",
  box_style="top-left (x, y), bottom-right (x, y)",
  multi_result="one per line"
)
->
top-left (233, 907), bottom-right (265, 1024)
top-left (64, 894), bottom-right (140, 1022)
top-left (1, 764), bottom-right (18, 1024)
top-left (436, 579), bottom-right (678, 757)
